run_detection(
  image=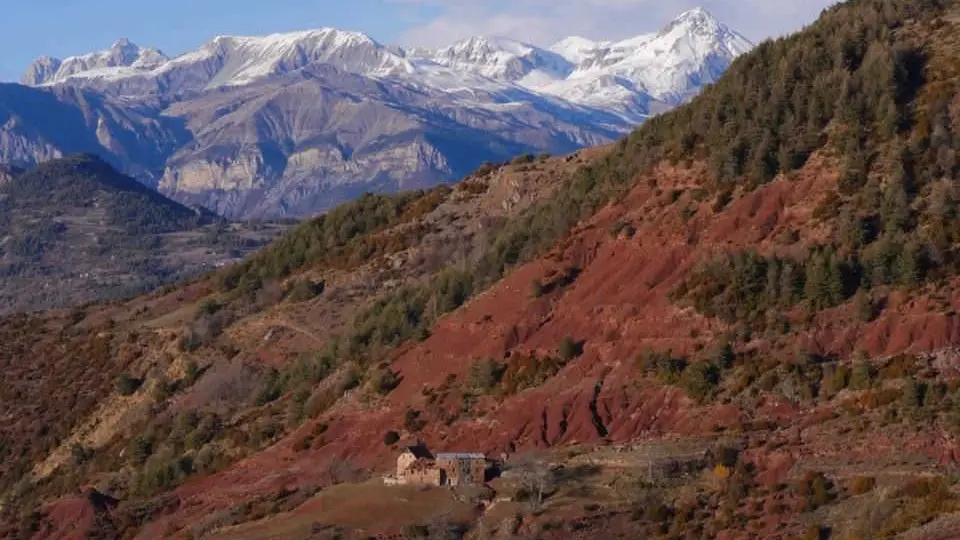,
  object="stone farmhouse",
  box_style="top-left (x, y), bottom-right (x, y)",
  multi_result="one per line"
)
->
top-left (386, 445), bottom-right (486, 487)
